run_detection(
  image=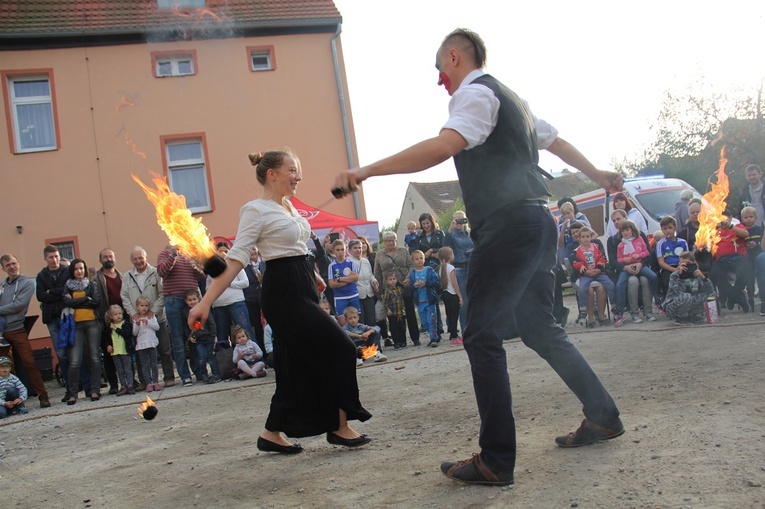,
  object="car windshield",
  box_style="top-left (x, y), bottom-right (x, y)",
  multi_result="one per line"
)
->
top-left (633, 189), bottom-right (685, 221)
